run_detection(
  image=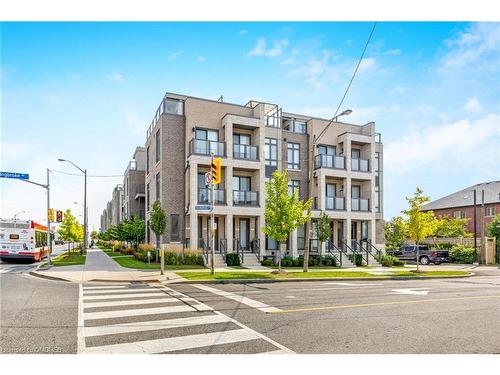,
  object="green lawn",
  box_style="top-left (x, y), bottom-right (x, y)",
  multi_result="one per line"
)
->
top-left (176, 270), bottom-right (471, 281)
top-left (52, 252), bottom-right (86, 266)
